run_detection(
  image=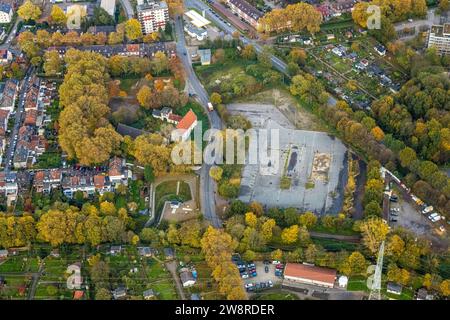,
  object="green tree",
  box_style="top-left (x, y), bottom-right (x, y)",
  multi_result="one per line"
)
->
top-left (144, 165), bottom-right (155, 184)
